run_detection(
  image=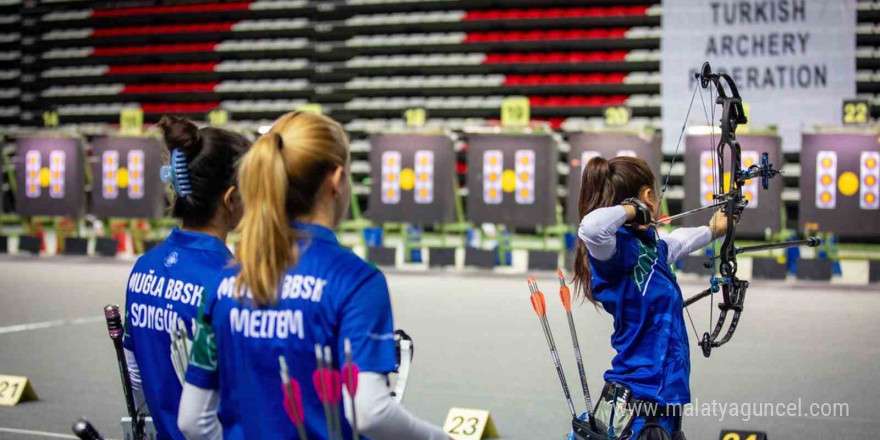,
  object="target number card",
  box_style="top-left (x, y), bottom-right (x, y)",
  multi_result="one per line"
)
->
top-left (719, 430), bottom-right (768, 440)
top-left (120, 108), bottom-right (144, 136)
top-left (443, 407), bottom-right (499, 440)
top-left (0, 375), bottom-right (38, 406)
top-left (501, 97), bottom-right (530, 128)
